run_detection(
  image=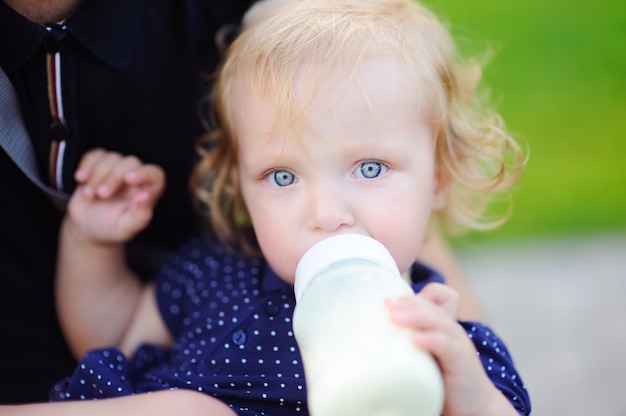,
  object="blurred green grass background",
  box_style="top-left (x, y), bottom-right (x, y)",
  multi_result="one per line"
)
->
top-left (421, 0), bottom-right (626, 243)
